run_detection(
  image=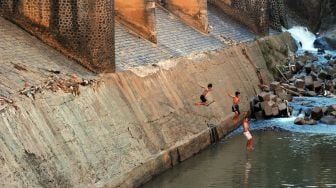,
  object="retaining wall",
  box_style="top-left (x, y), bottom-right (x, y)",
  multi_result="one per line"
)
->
top-left (0, 0), bottom-right (115, 73)
top-left (0, 33), bottom-right (295, 187)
